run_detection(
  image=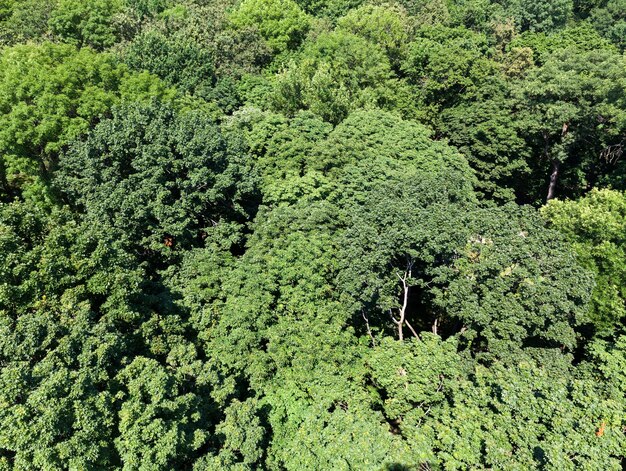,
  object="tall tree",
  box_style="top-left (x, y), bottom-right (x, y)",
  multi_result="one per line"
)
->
top-left (512, 47), bottom-right (626, 202)
top-left (543, 189), bottom-right (626, 336)
top-left (56, 101), bottom-right (259, 263)
top-left (0, 43), bottom-right (174, 204)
